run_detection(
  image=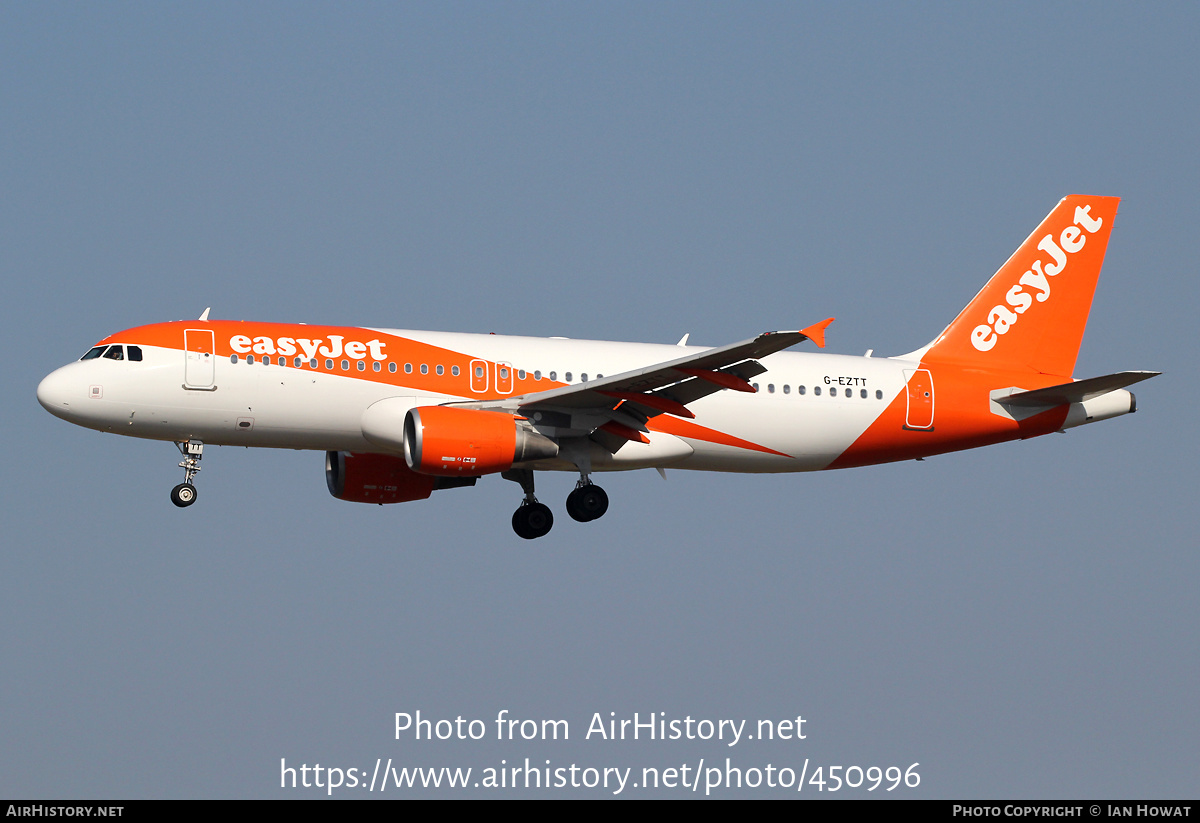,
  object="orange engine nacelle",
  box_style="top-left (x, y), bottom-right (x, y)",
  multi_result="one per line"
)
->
top-left (403, 406), bottom-right (559, 476)
top-left (326, 451), bottom-right (444, 504)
